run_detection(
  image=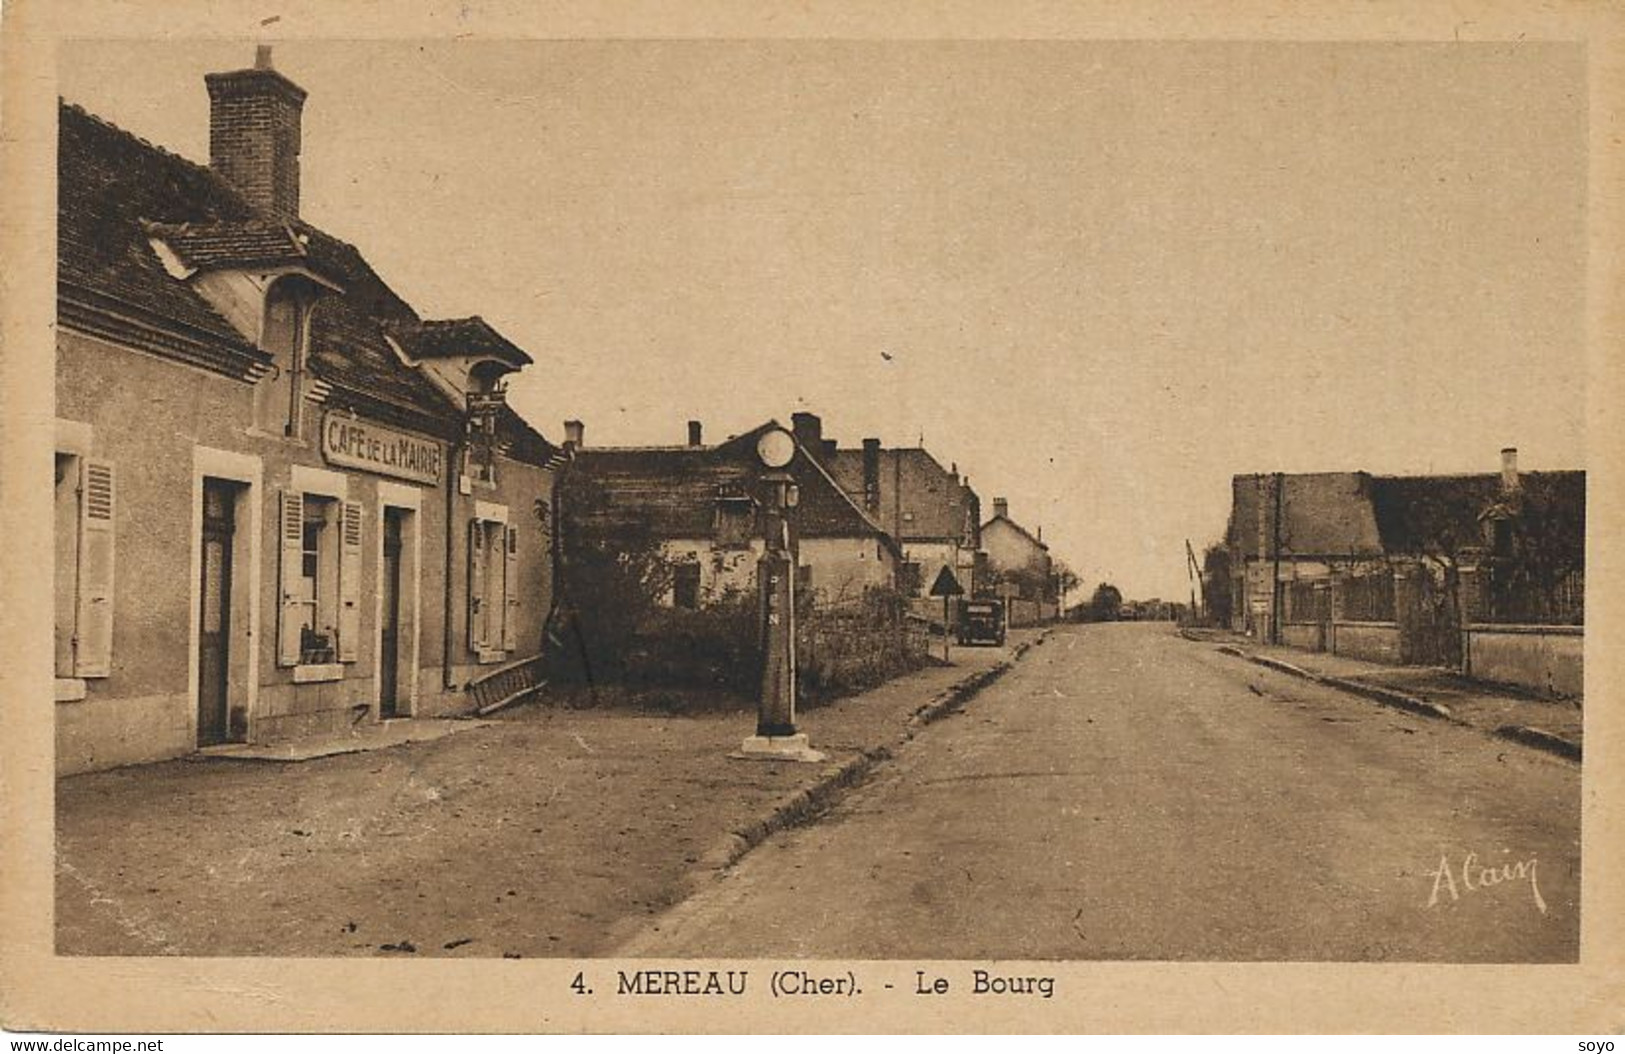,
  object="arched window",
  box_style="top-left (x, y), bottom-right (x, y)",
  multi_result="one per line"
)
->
top-left (465, 361), bottom-right (509, 485)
